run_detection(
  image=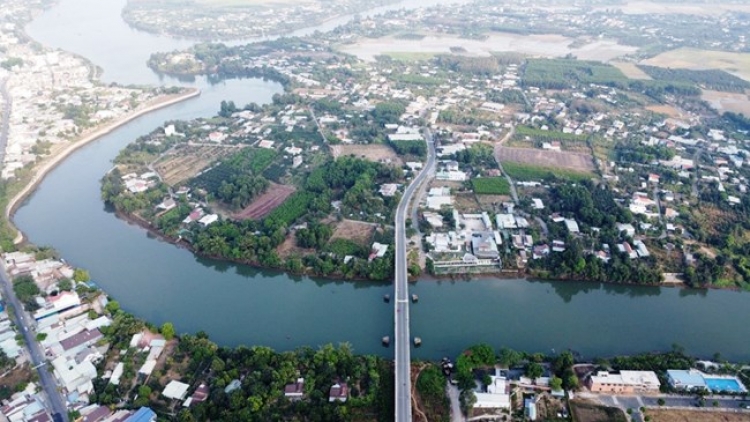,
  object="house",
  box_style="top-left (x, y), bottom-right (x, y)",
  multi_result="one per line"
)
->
top-left (370, 243), bottom-right (388, 259)
top-left (542, 141), bottom-right (561, 152)
top-left (224, 379), bottom-right (241, 394)
top-left (532, 198), bottom-right (544, 210)
top-left (52, 355), bottom-right (97, 395)
top-left (60, 328), bottom-right (103, 353)
top-left (182, 208), bottom-right (204, 224)
top-left (162, 381), bottom-right (190, 401)
top-left (207, 131), bottom-right (227, 143)
top-left (126, 407), bottom-right (157, 422)
top-left (80, 405), bottom-right (112, 422)
top-left (633, 240), bottom-right (650, 258)
top-left (616, 223), bottom-right (635, 237)
top-left (329, 383), bottom-right (348, 402)
top-left (587, 371), bottom-right (660, 394)
top-left (564, 219), bottom-right (580, 234)
top-left (496, 214), bottom-right (516, 229)
top-left (617, 242), bottom-right (638, 259)
top-left (474, 370), bottom-right (511, 409)
top-left (379, 184), bottom-right (399, 197)
top-left (190, 384), bottom-right (210, 403)
top-left (198, 214), bottom-right (219, 226)
top-left (156, 198), bottom-right (176, 211)
top-left (471, 232), bottom-right (499, 259)
top-left (284, 146), bottom-right (302, 155)
top-left (667, 370), bottom-right (707, 391)
top-left (648, 173), bottom-right (660, 184)
top-left (525, 397), bottom-right (538, 421)
top-left (284, 378), bottom-right (305, 400)
top-left (532, 244), bottom-right (550, 259)
top-left (552, 240), bottom-right (566, 252)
